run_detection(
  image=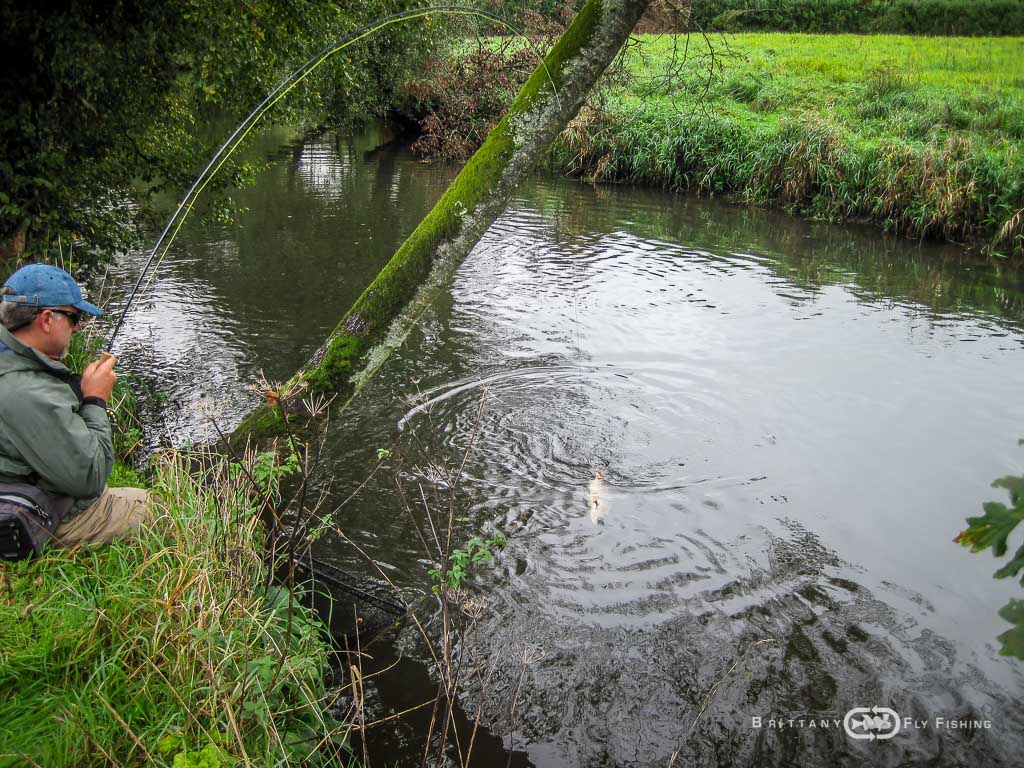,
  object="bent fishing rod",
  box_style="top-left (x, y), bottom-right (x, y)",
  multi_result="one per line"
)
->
top-left (105, 5), bottom-right (554, 354)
